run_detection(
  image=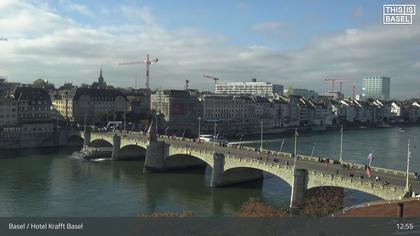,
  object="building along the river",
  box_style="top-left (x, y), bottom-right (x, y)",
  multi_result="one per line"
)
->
top-left (52, 87), bottom-right (129, 124)
top-left (215, 78), bottom-right (283, 97)
top-left (150, 89), bottom-right (199, 136)
top-left (0, 86), bottom-right (55, 148)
